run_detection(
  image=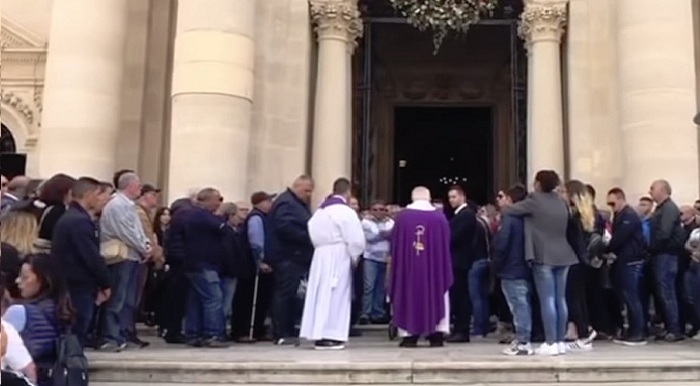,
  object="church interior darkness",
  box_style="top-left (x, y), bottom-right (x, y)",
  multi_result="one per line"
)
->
top-left (393, 107), bottom-right (492, 206)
